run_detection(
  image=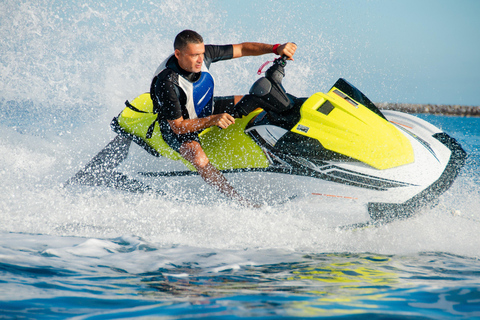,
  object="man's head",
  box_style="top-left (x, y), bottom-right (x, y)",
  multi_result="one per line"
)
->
top-left (174, 30), bottom-right (203, 51)
top-left (174, 30), bottom-right (205, 73)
